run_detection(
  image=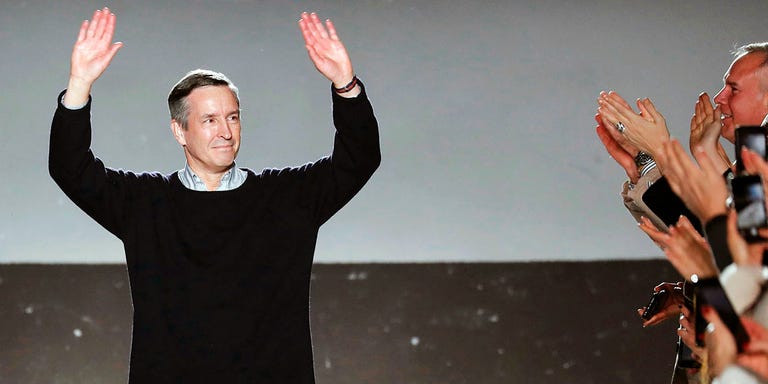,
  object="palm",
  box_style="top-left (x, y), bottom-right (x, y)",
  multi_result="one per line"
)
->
top-left (298, 12), bottom-right (354, 86)
top-left (690, 94), bottom-right (721, 148)
top-left (70, 8), bottom-right (122, 85)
